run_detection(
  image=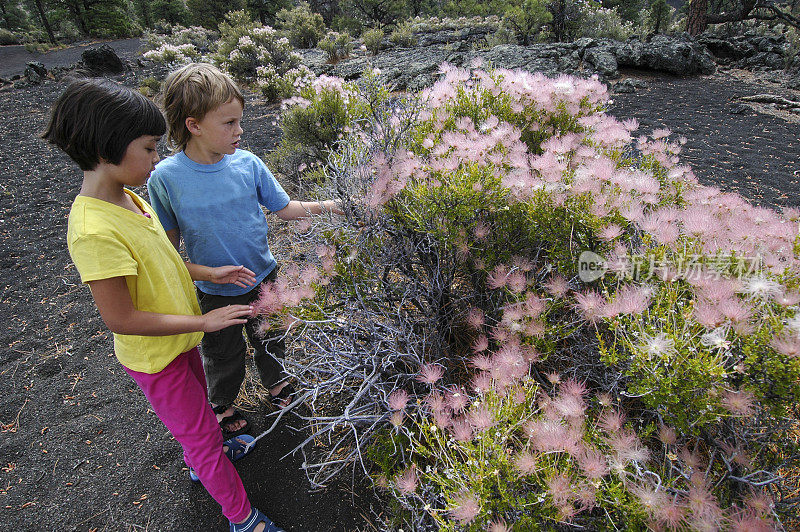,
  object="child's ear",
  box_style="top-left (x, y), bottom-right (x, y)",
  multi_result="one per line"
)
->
top-left (185, 116), bottom-right (200, 135)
